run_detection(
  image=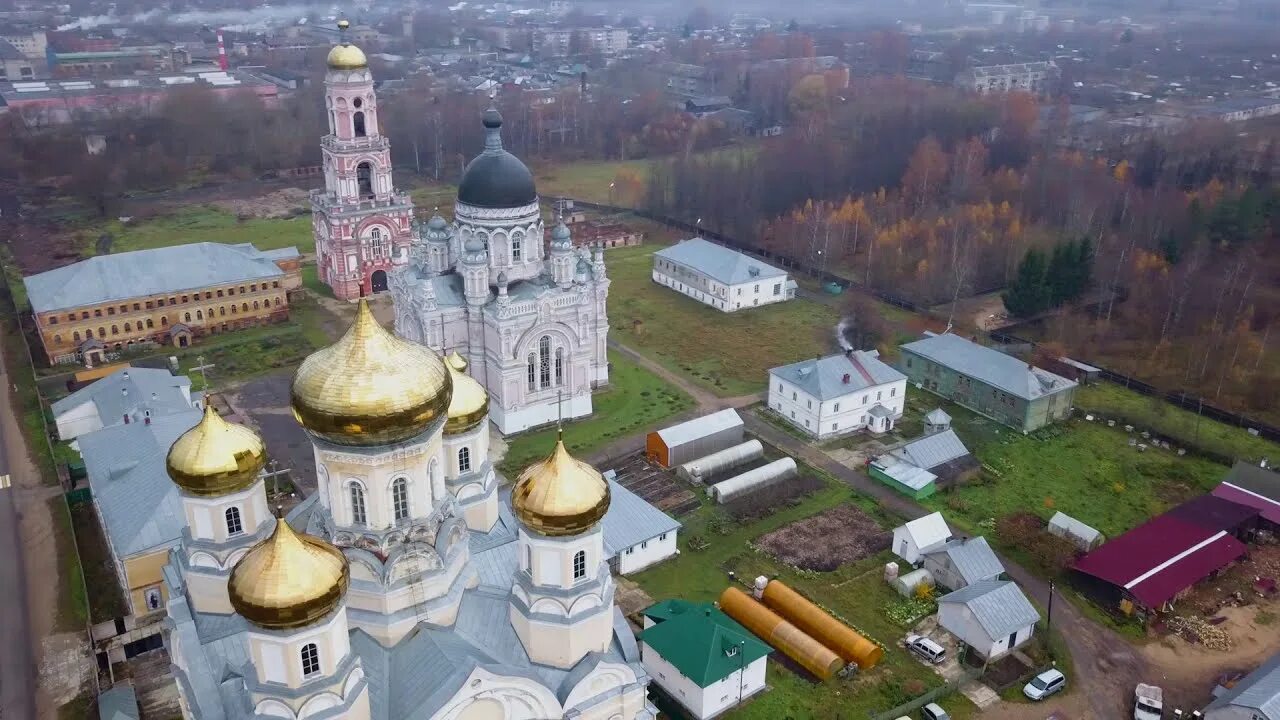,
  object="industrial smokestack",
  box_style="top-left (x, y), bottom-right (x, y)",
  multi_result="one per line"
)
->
top-left (217, 29), bottom-right (229, 71)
